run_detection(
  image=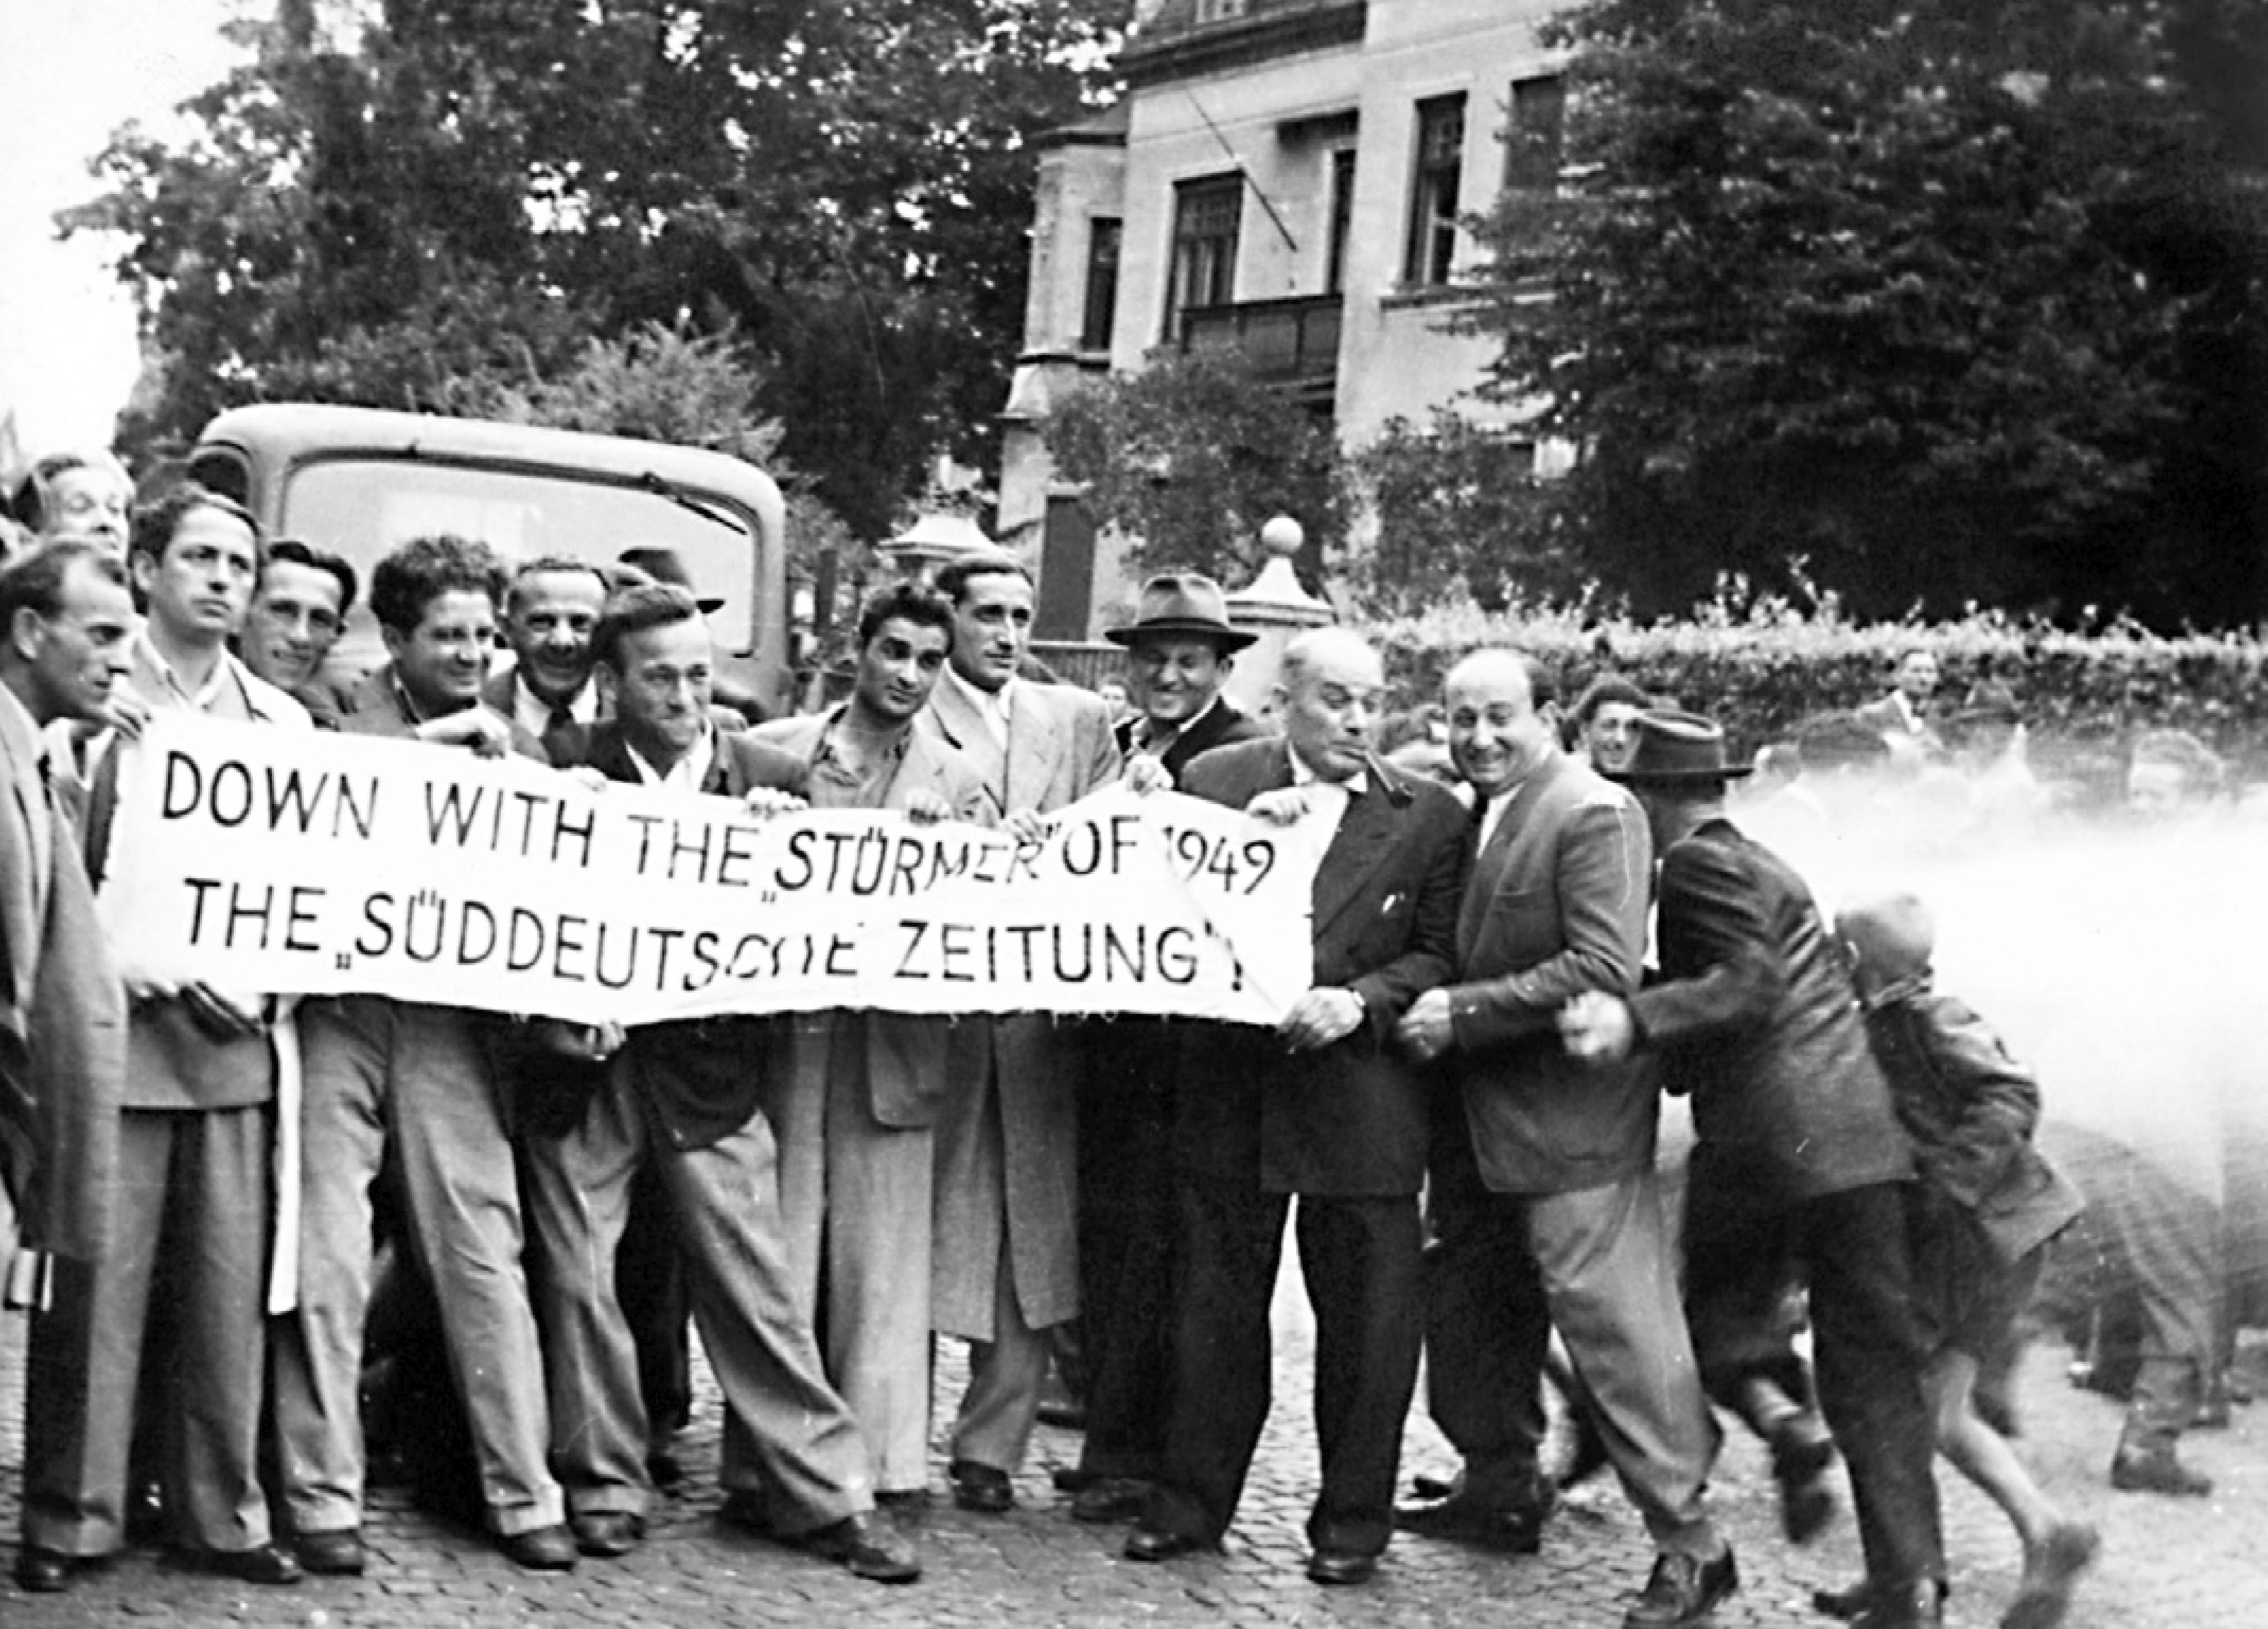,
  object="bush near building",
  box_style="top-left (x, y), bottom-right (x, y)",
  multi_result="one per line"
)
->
top-left (1358, 592), bottom-right (2268, 790)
